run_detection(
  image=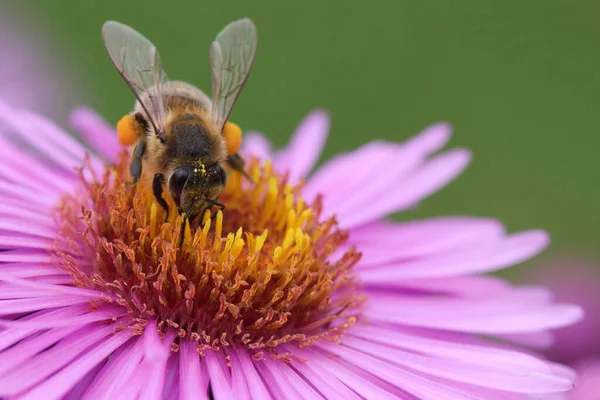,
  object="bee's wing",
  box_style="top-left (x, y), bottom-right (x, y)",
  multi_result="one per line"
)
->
top-left (210, 18), bottom-right (257, 132)
top-left (102, 21), bottom-right (168, 136)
